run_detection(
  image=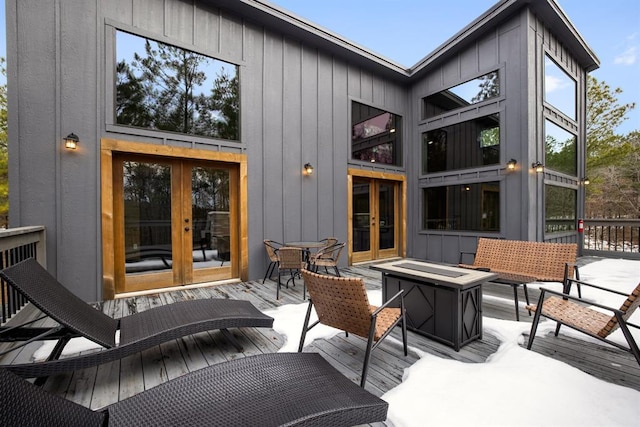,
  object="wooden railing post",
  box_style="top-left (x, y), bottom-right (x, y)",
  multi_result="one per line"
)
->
top-left (0, 226), bottom-right (47, 323)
